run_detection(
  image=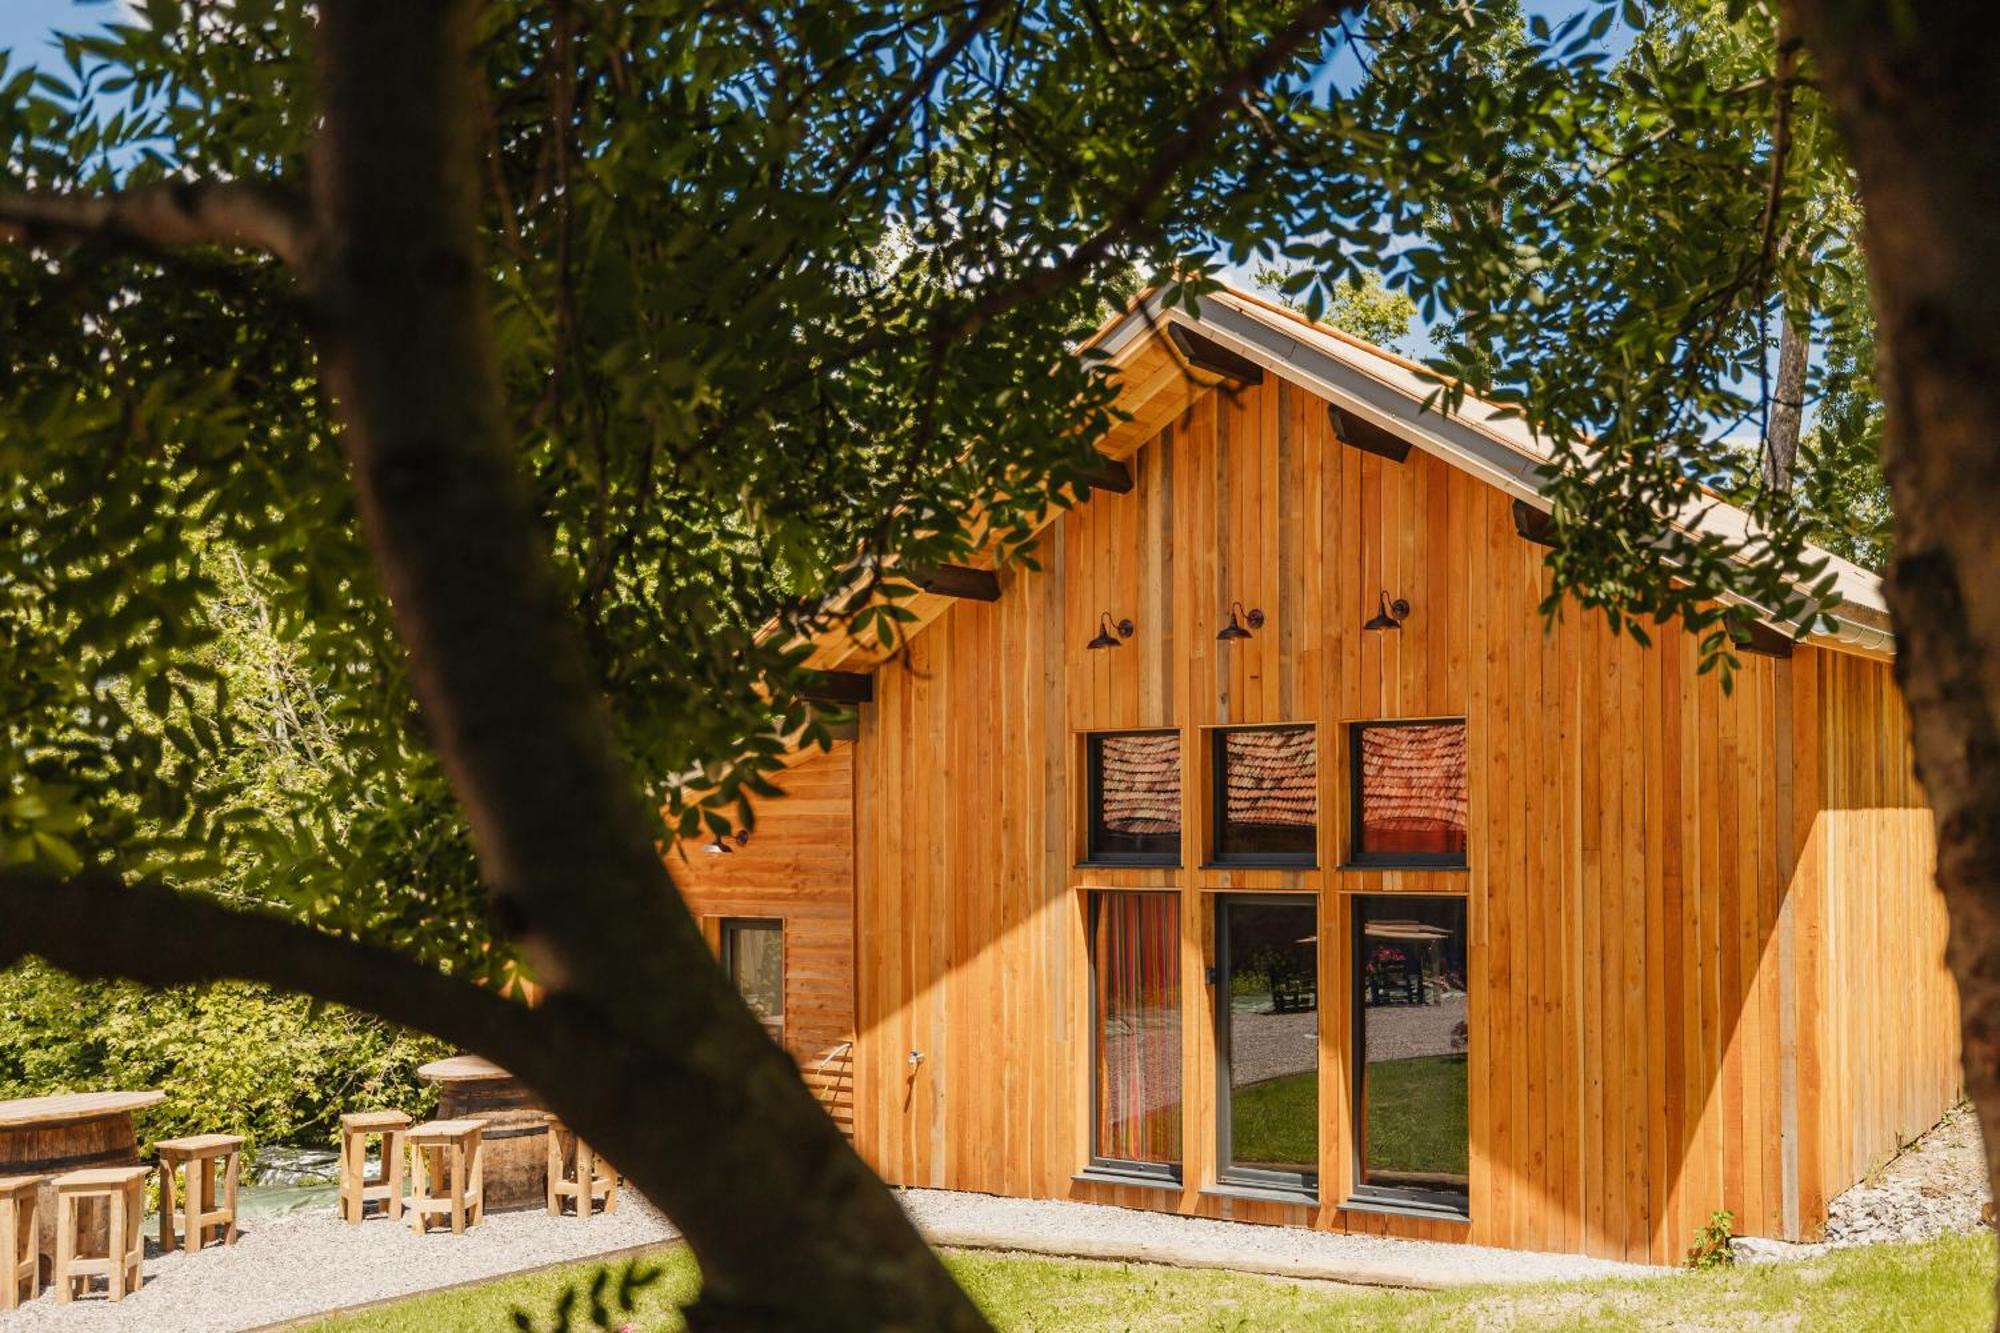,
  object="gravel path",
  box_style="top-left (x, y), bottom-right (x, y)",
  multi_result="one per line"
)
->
top-left (3, 1202), bottom-right (677, 1332)
top-left (900, 1188), bottom-right (1666, 1288)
